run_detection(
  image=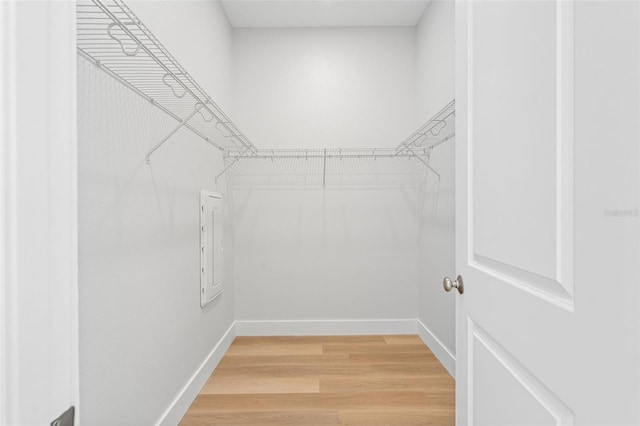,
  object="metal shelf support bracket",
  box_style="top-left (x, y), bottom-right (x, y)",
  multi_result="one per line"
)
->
top-left (146, 103), bottom-right (204, 164)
